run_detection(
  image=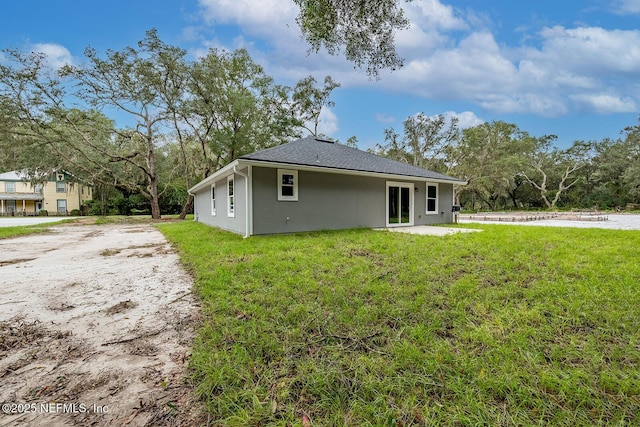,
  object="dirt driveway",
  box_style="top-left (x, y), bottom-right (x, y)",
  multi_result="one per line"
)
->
top-left (0, 222), bottom-right (200, 426)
